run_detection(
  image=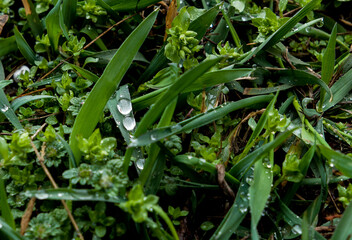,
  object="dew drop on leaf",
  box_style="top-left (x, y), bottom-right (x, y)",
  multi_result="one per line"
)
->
top-left (1, 104), bottom-right (9, 113)
top-left (117, 98), bottom-right (132, 115)
top-left (123, 117), bottom-right (136, 131)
